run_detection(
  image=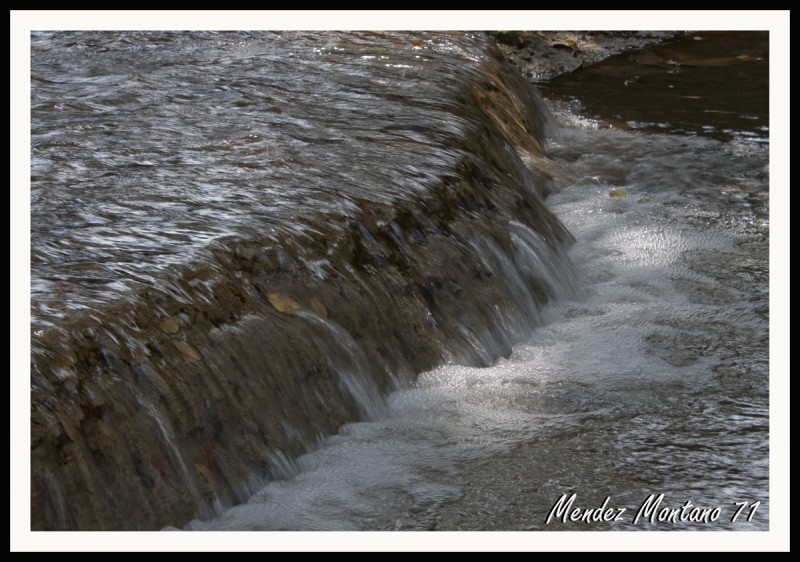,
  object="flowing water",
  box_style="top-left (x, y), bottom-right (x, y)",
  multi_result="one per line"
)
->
top-left (30, 31), bottom-right (768, 532)
top-left (30, 31), bottom-right (506, 330)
